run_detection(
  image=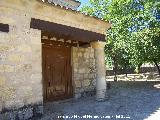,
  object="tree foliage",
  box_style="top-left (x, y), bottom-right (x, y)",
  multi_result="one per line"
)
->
top-left (81, 0), bottom-right (160, 75)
